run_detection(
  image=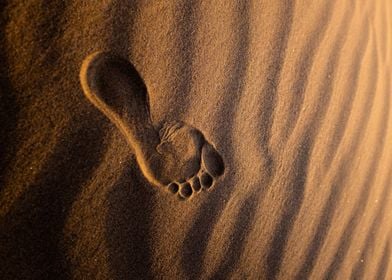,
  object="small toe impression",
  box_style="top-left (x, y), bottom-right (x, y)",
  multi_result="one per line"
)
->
top-left (201, 143), bottom-right (225, 177)
top-left (191, 177), bottom-right (202, 192)
top-left (168, 182), bottom-right (179, 194)
top-left (200, 172), bottom-right (213, 189)
top-left (180, 182), bottom-right (193, 198)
